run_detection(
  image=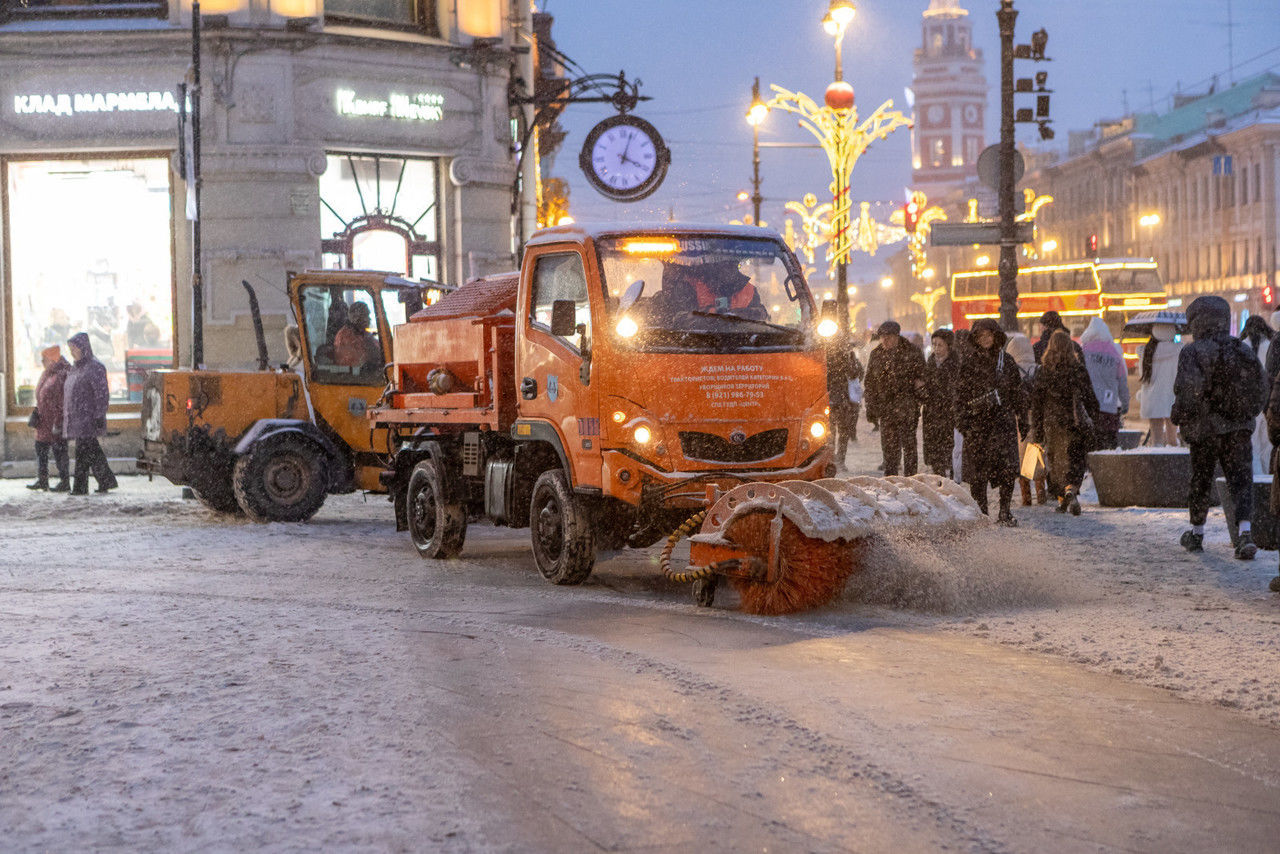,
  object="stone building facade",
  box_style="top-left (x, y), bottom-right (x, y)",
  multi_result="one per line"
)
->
top-left (1028, 72), bottom-right (1280, 329)
top-left (0, 0), bottom-right (538, 466)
